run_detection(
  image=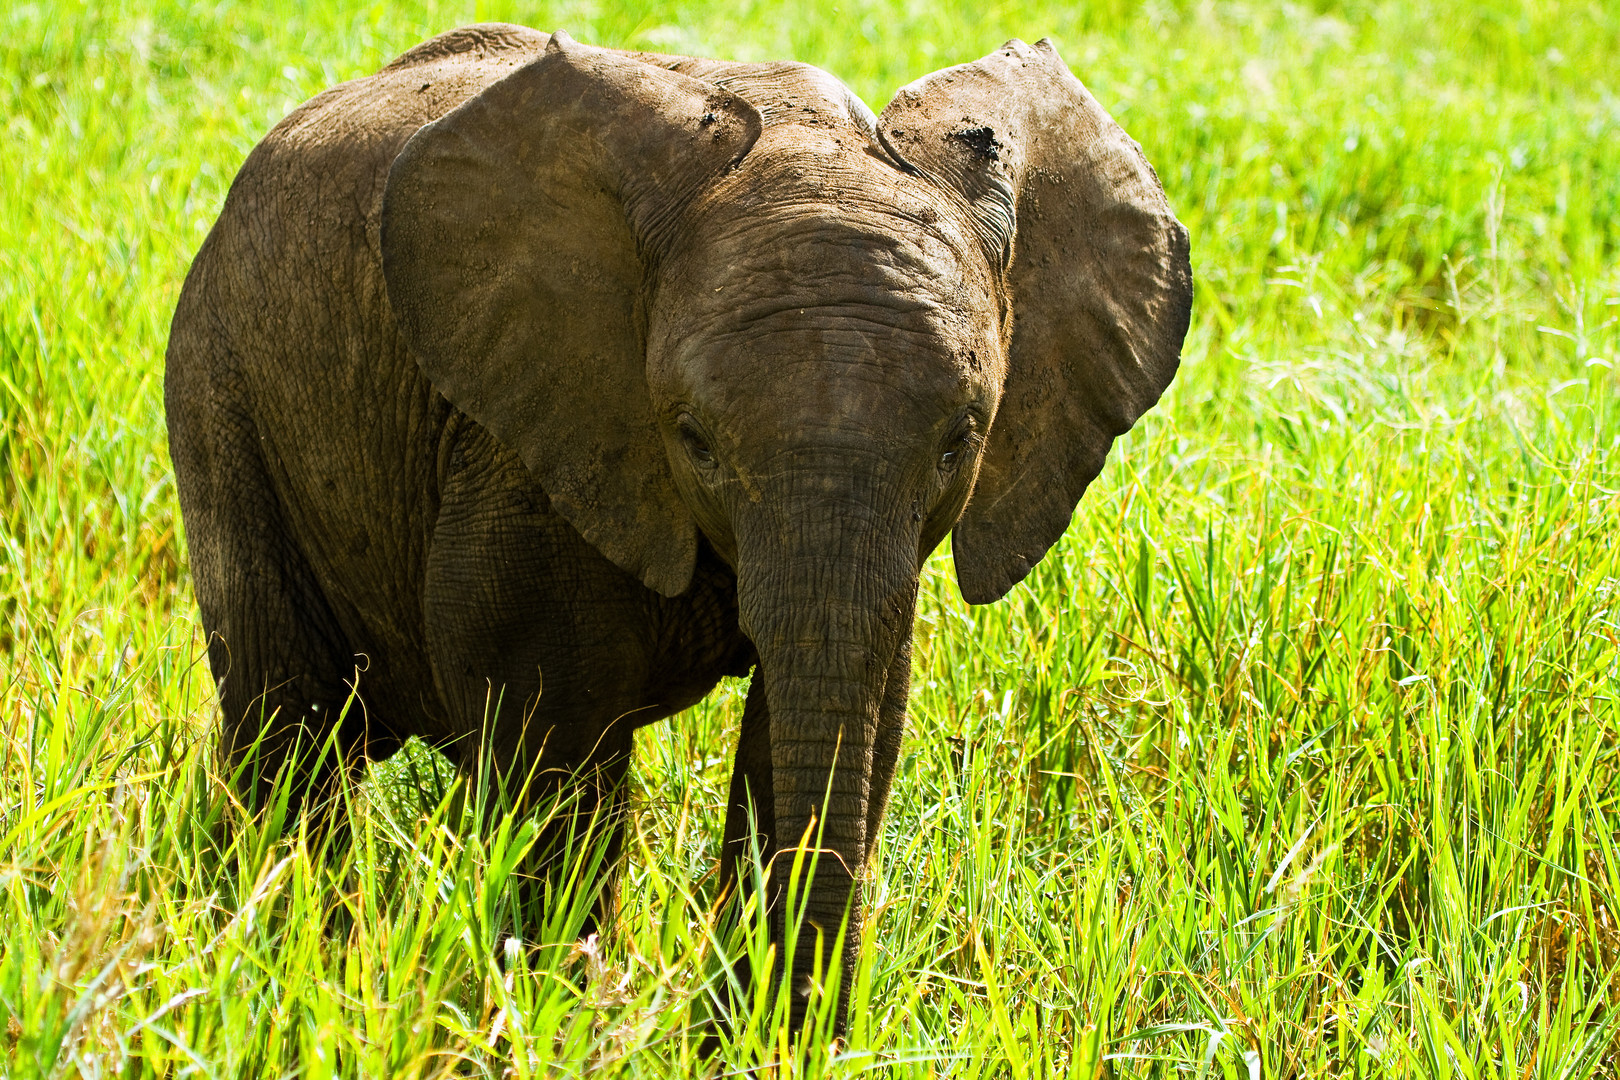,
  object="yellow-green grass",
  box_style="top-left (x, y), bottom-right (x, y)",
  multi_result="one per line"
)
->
top-left (3, 0), bottom-right (1617, 1074)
